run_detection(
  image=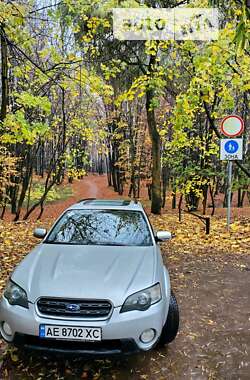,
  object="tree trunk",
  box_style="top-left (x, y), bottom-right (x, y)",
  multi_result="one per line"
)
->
top-left (178, 194), bottom-right (183, 222)
top-left (23, 169), bottom-right (62, 220)
top-left (14, 162), bottom-right (33, 221)
top-left (106, 155), bottom-right (112, 186)
top-left (172, 182), bottom-right (176, 209)
top-left (237, 188), bottom-right (242, 207)
top-left (10, 184), bottom-right (18, 214)
top-left (0, 31), bottom-right (8, 122)
top-left (209, 184), bottom-right (215, 216)
top-left (57, 87), bottom-right (66, 184)
top-left (162, 166), bottom-right (168, 208)
top-left (146, 88), bottom-right (162, 214)
top-left (202, 185), bottom-right (208, 215)
top-left (240, 190), bottom-right (246, 207)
